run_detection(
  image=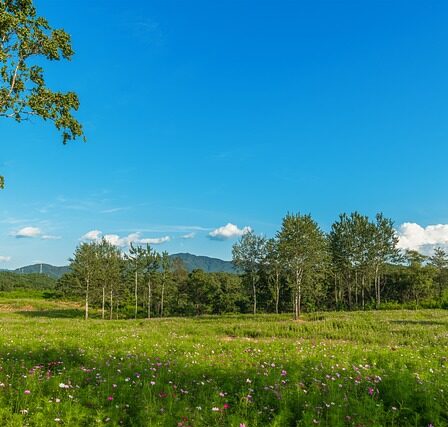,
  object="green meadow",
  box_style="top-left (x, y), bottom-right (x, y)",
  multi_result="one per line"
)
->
top-left (0, 299), bottom-right (447, 426)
